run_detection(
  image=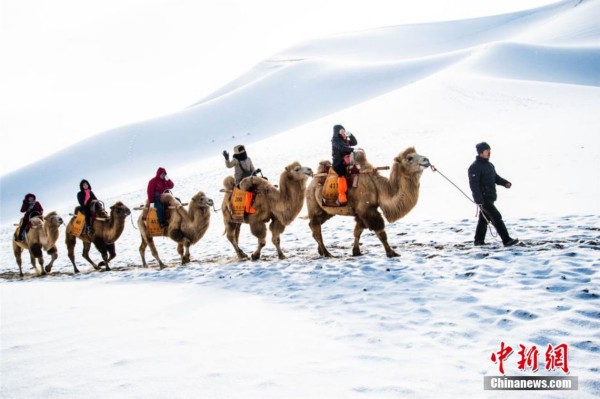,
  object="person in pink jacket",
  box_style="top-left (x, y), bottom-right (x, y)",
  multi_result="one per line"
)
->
top-left (146, 167), bottom-right (174, 227)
